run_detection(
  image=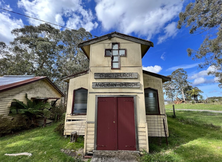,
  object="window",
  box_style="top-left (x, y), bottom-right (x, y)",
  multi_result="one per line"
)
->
top-left (144, 88), bottom-right (160, 115)
top-left (105, 43), bottom-right (126, 69)
top-left (72, 88), bottom-right (88, 115)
